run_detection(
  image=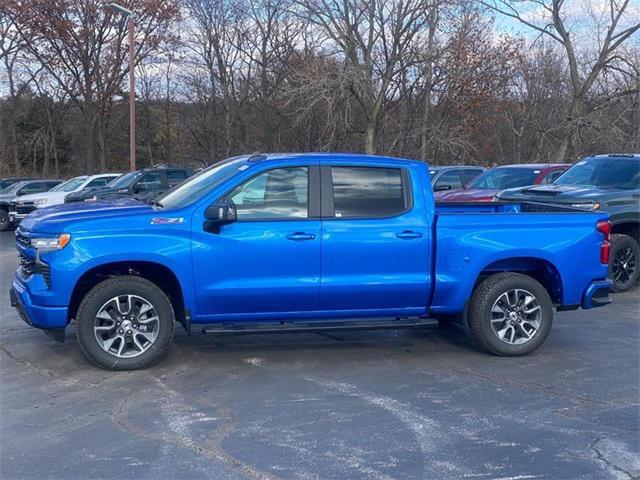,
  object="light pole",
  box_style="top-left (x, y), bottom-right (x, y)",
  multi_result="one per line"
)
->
top-left (107, 2), bottom-right (136, 172)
